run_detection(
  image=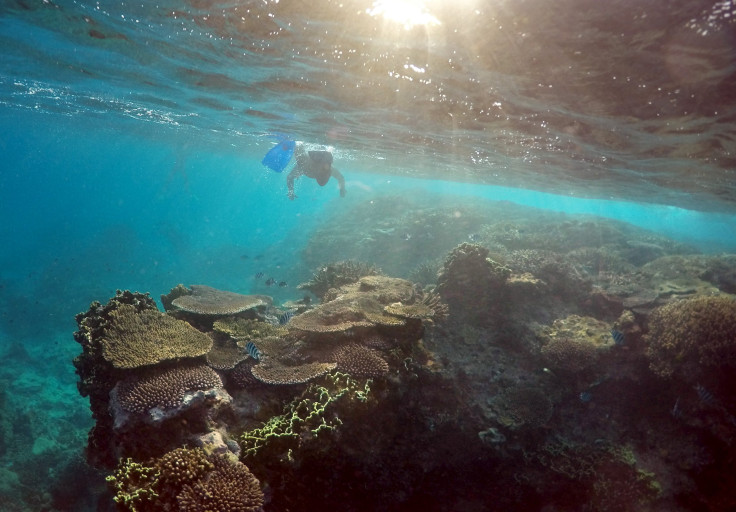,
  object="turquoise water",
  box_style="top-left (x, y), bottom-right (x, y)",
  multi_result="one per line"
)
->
top-left (2, 1), bottom-right (736, 510)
